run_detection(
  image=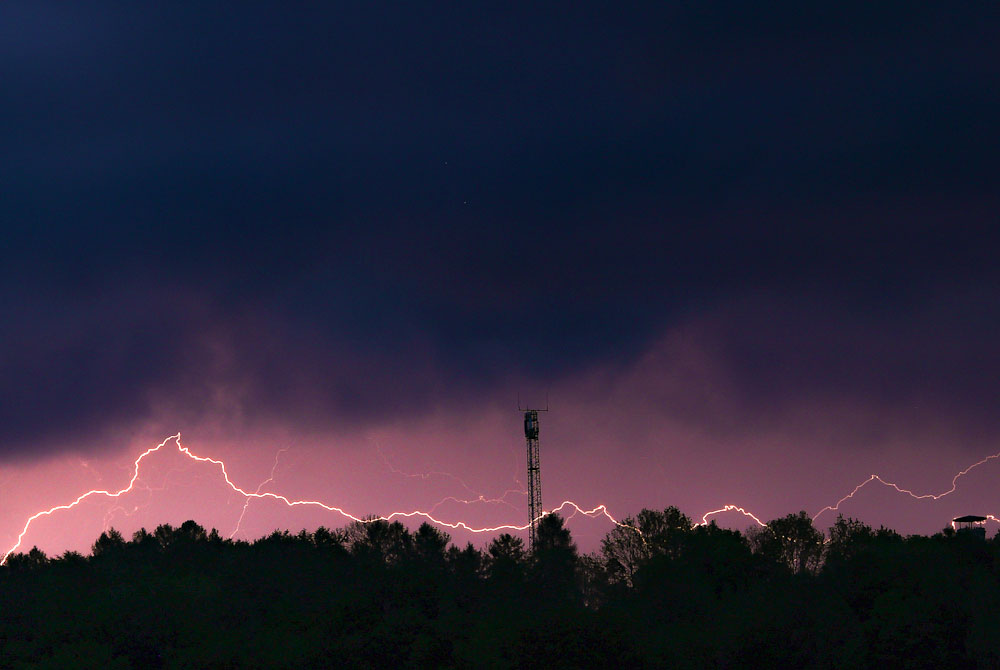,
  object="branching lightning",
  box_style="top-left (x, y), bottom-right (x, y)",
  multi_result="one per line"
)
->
top-left (697, 449), bottom-right (1000, 529)
top-left (5, 436), bottom-right (1000, 564)
top-left (811, 450), bottom-right (1000, 522)
top-left (1, 434), bottom-right (623, 564)
top-left (424, 491), bottom-right (526, 516)
top-left (230, 447), bottom-right (289, 539)
top-left (375, 439), bottom-right (527, 514)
